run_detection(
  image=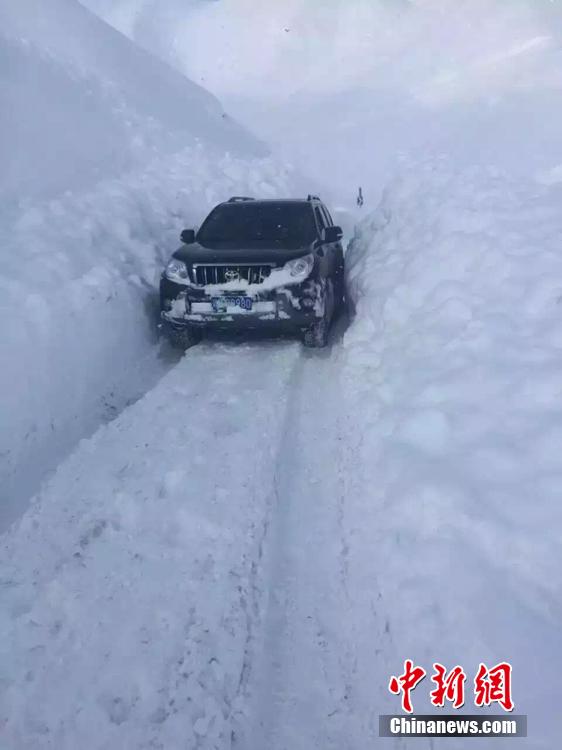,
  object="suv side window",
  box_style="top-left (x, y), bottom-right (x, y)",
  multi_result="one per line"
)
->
top-left (314, 206), bottom-right (327, 235)
top-left (321, 205), bottom-right (333, 226)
